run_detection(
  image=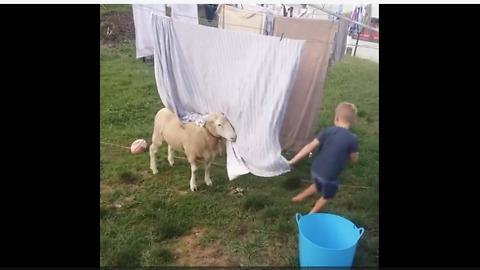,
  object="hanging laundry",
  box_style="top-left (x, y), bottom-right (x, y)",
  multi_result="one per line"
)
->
top-left (330, 15), bottom-right (350, 64)
top-left (171, 4), bottom-right (199, 24)
top-left (297, 5), bottom-right (330, 20)
top-left (131, 4), bottom-right (166, 59)
top-left (273, 17), bottom-right (338, 152)
top-left (217, 4), bottom-right (266, 35)
top-left (151, 14), bottom-right (305, 180)
top-left (255, 4), bottom-right (307, 18)
top-left (234, 4), bottom-right (275, 36)
top-left (204, 4), bottom-right (218, 22)
top-left (349, 6), bottom-right (360, 35)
